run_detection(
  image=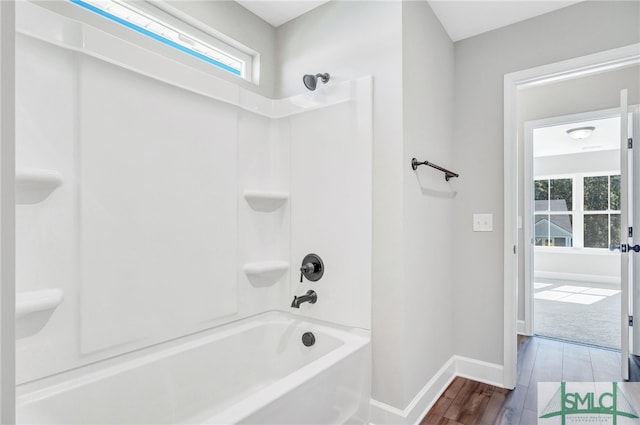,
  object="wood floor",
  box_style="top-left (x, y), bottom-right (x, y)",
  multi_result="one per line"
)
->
top-left (420, 336), bottom-right (640, 425)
